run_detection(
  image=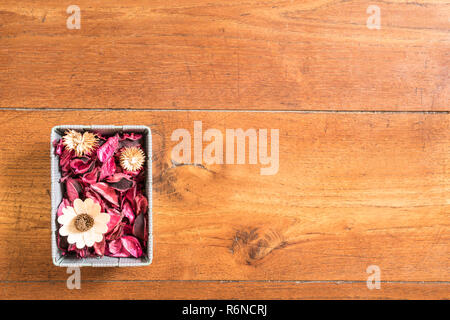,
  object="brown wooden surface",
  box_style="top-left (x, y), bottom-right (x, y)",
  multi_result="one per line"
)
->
top-left (2, 282), bottom-right (449, 300)
top-left (0, 0), bottom-right (449, 111)
top-left (0, 0), bottom-right (449, 300)
top-left (0, 111), bottom-right (448, 299)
